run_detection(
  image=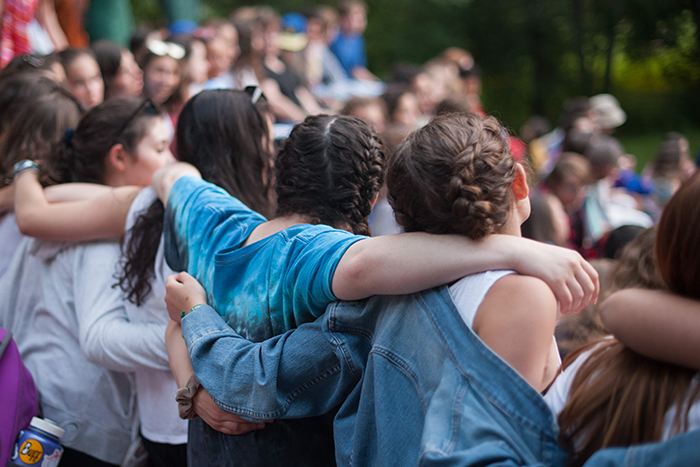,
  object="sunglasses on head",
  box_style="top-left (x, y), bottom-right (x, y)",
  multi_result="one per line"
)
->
top-left (114, 98), bottom-right (161, 140)
top-left (146, 39), bottom-right (186, 60)
top-left (244, 86), bottom-right (266, 105)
